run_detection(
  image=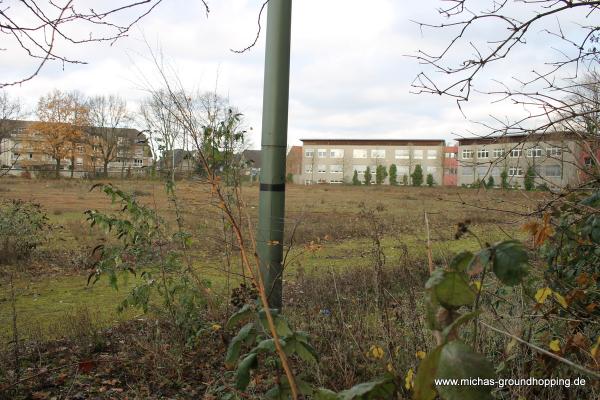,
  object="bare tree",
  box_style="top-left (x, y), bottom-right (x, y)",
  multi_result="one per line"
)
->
top-left (0, 91), bottom-right (23, 175)
top-left (413, 0), bottom-right (600, 188)
top-left (139, 89), bottom-right (183, 181)
top-left (0, 91), bottom-right (22, 138)
top-left (0, 1), bottom-right (209, 88)
top-left (88, 95), bottom-right (130, 177)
